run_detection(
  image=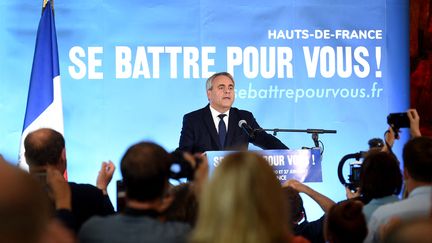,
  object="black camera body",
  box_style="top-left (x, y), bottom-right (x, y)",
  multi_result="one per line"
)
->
top-left (387, 112), bottom-right (410, 129)
top-left (169, 150), bottom-right (201, 181)
top-left (116, 151), bottom-right (201, 212)
top-left (338, 138), bottom-right (384, 191)
top-left (338, 151), bottom-right (364, 191)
